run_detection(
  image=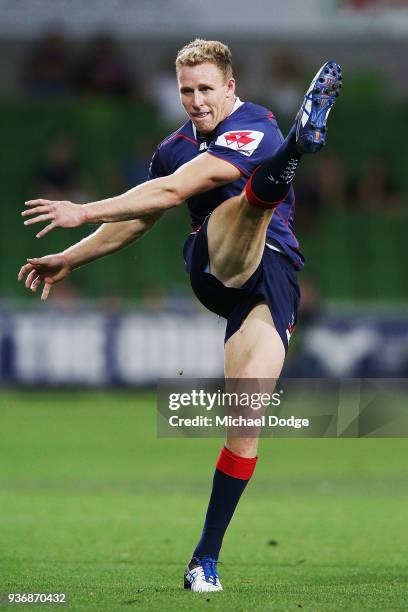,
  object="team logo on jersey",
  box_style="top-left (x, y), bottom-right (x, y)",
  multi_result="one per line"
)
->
top-left (215, 130), bottom-right (264, 156)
